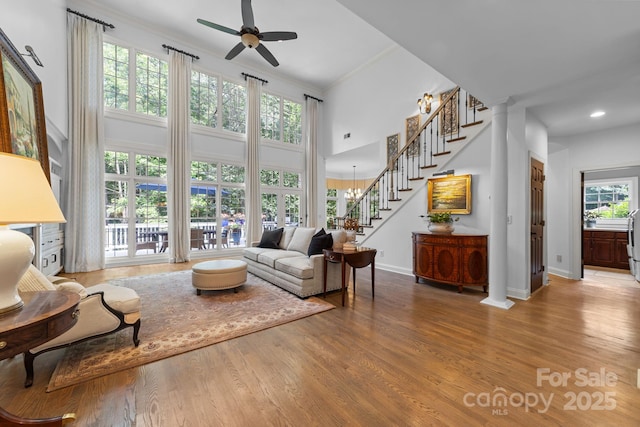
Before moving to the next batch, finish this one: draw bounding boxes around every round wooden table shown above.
[323,247,377,306]
[0,291,80,426]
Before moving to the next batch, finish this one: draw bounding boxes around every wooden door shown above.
[530,158,545,293]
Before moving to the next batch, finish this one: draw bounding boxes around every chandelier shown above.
[344,165,362,202]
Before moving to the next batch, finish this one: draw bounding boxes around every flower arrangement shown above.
[422,211,460,224]
[584,211,601,220]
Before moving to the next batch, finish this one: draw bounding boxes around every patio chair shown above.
[190,228,206,250]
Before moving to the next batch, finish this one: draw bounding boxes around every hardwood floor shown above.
[1,263,639,426]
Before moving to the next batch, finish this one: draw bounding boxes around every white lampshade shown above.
[0,153,66,314]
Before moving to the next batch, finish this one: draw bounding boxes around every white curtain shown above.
[167,51,192,263]
[304,98,320,228]
[246,77,262,244]
[64,14,105,273]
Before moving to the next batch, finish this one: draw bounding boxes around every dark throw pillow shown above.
[257,227,284,249]
[307,229,333,256]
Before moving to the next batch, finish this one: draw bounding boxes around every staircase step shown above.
[447,136,466,143]
[379,208,392,211]
[433,151,451,157]
[371,217,382,220]
[478,106,488,111]
[461,120,483,128]
[398,188,412,192]
[408,177,424,181]
[389,198,402,202]
[420,164,438,169]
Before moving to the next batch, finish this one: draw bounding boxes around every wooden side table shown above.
[0,291,80,426]
[323,247,377,306]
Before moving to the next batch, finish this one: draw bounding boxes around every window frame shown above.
[103,37,169,123]
[190,68,220,129]
[583,177,637,226]
[260,89,303,148]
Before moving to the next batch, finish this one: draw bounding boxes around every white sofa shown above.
[243,227,349,298]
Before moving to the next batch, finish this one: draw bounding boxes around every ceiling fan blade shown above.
[197,18,240,36]
[260,32,298,42]
[225,42,246,60]
[241,0,255,29]
[256,44,279,67]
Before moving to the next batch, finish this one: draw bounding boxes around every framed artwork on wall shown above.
[427,174,472,214]
[439,88,459,137]
[0,27,50,180]
[386,133,399,166]
[467,94,484,110]
[405,114,421,158]
[405,114,420,145]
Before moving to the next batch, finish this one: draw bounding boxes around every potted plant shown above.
[229,222,242,245]
[584,211,601,228]
[421,211,459,234]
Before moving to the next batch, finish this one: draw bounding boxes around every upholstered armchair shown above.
[17,265,141,387]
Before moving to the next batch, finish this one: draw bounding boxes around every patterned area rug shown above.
[47,270,334,392]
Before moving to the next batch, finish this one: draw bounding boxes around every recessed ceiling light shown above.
[590,111,606,118]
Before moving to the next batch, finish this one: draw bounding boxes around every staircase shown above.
[336,86,492,241]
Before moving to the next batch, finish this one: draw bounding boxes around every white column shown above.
[481,102,515,309]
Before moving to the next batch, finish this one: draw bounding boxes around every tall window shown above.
[104,151,168,258]
[104,42,129,110]
[584,179,634,220]
[326,188,338,229]
[191,161,217,250]
[103,42,168,118]
[135,52,168,117]
[260,168,303,229]
[191,70,218,128]
[222,80,246,133]
[283,99,302,145]
[261,93,281,140]
[260,93,302,145]
[221,164,246,246]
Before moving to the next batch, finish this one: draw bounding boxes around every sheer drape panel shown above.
[246,78,262,244]
[305,98,319,228]
[167,51,192,263]
[64,15,105,272]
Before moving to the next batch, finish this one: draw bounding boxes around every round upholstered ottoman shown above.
[192,260,247,295]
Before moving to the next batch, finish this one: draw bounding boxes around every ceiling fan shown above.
[197,0,297,67]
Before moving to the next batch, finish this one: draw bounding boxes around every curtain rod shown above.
[304,94,324,103]
[241,72,268,85]
[162,44,199,60]
[66,8,115,29]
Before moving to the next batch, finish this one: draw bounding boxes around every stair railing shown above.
[336,86,485,233]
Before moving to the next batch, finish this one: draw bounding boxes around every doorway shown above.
[531,157,545,293]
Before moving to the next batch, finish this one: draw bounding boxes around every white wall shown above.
[323,46,455,176]
[364,125,493,275]
[547,122,640,279]
[1,0,68,148]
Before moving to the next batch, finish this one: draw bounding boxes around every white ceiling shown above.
[337,0,640,138]
[88,0,640,174]
[86,0,395,90]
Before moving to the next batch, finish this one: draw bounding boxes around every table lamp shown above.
[0,153,66,314]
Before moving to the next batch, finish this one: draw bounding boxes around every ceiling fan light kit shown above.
[241,32,260,48]
[198,0,297,67]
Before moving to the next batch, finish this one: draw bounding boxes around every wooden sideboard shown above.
[412,232,488,293]
[583,229,629,270]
